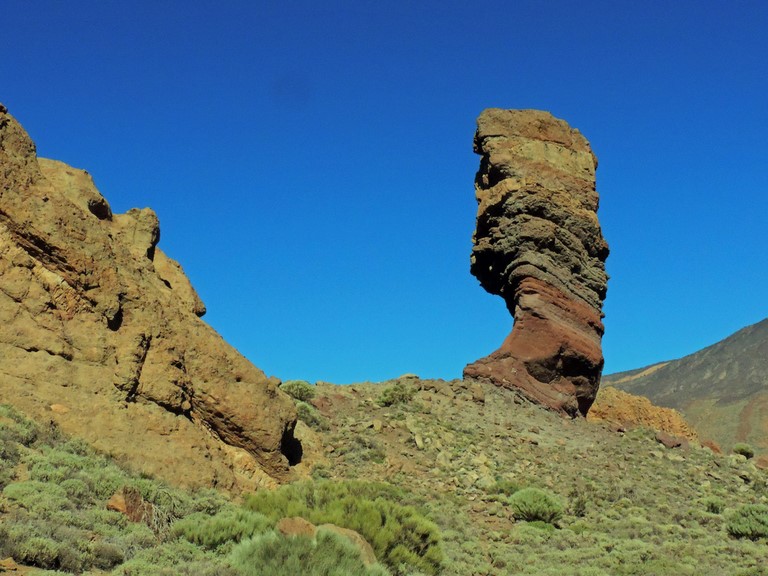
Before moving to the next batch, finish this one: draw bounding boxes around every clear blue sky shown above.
[3,1,767,383]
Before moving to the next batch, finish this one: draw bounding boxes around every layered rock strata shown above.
[463,109,609,416]
[0,104,298,490]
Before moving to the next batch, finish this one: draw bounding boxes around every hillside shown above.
[603,318,768,461]
[3,379,768,575]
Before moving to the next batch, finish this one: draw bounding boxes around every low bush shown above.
[112,539,239,576]
[172,507,271,552]
[726,504,768,540]
[280,380,316,402]
[732,443,755,459]
[702,496,725,514]
[487,479,522,497]
[0,404,38,446]
[297,401,330,430]
[377,383,415,407]
[508,488,564,525]
[244,480,442,575]
[231,529,391,576]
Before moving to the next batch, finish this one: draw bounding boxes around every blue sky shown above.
[3,1,767,383]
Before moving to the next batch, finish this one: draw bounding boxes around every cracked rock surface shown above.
[0,104,297,491]
[464,109,609,416]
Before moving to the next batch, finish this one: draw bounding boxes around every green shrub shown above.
[244,480,442,575]
[377,383,415,407]
[297,401,330,430]
[508,487,564,525]
[733,443,755,459]
[112,539,239,576]
[487,479,521,497]
[230,529,391,576]
[14,536,60,568]
[3,481,73,517]
[172,507,271,551]
[0,404,38,446]
[702,496,725,514]
[280,380,316,402]
[726,504,768,540]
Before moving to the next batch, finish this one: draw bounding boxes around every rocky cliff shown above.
[0,104,298,491]
[464,109,609,416]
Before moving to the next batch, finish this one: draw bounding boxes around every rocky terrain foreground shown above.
[464,109,609,417]
[2,377,768,575]
[0,103,298,492]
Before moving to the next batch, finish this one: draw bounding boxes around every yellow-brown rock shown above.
[588,386,699,442]
[0,104,298,491]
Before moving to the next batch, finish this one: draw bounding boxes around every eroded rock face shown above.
[0,104,298,491]
[463,109,609,416]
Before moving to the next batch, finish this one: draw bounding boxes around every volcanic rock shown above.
[588,386,699,442]
[463,109,609,416]
[0,104,297,491]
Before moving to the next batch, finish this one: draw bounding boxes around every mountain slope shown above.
[603,318,768,457]
[4,377,768,575]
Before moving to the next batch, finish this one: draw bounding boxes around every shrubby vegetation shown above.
[296,401,330,430]
[231,529,390,576]
[507,487,564,525]
[280,380,316,402]
[727,504,768,540]
[244,480,443,575]
[733,443,756,459]
[377,382,416,407]
[0,406,436,575]
[4,387,768,576]
[278,381,330,429]
[172,508,271,552]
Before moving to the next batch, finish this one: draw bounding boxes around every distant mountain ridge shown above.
[603,318,768,457]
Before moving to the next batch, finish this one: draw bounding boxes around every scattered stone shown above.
[276,517,317,538]
[463,109,609,417]
[470,382,486,404]
[437,451,452,468]
[655,431,686,449]
[701,439,722,454]
[0,557,19,571]
[106,487,152,524]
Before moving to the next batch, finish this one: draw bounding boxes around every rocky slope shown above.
[587,386,698,442]
[464,109,609,416]
[300,376,768,574]
[0,103,298,491]
[604,317,768,461]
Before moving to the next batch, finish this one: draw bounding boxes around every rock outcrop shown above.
[0,104,298,491]
[588,386,699,442]
[463,109,609,416]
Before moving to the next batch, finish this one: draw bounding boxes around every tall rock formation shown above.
[0,104,298,491]
[464,109,609,416]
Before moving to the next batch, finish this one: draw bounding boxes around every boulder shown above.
[0,104,297,491]
[464,109,609,416]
